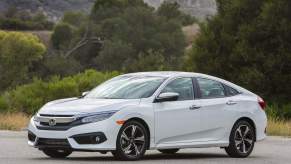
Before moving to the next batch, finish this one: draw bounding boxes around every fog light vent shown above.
[71,132,107,144]
[28,131,36,142]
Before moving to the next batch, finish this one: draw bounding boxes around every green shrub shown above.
[0,96,8,112]
[0,31,46,92]
[266,103,291,120]
[40,55,83,77]
[51,23,75,50]
[0,70,119,115]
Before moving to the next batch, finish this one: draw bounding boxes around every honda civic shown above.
[28,72,267,160]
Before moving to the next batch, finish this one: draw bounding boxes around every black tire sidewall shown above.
[158,149,179,154]
[227,120,255,158]
[42,149,72,158]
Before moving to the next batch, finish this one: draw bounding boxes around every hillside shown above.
[0,0,95,22]
[144,0,217,20]
[0,0,217,22]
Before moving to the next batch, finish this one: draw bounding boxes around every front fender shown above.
[111,105,155,148]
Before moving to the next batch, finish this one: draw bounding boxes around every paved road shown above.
[1,131,291,164]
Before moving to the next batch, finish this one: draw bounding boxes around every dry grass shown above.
[267,118,291,137]
[0,113,30,131]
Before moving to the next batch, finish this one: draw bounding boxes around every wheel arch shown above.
[233,117,257,141]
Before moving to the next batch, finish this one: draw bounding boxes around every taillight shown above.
[258,96,266,110]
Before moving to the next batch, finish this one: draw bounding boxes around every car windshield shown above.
[85,76,166,99]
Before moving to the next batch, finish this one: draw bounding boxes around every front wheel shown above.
[42,149,72,158]
[225,120,255,158]
[113,121,149,160]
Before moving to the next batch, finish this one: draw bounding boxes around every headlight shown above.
[81,110,118,123]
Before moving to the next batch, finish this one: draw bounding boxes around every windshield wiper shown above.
[96,97,121,99]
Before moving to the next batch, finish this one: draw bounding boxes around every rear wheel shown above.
[225,120,255,158]
[113,121,149,161]
[42,149,72,158]
[158,149,179,154]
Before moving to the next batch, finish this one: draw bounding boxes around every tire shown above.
[158,149,179,154]
[113,120,149,161]
[42,149,72,158]
[225,120,255,158]
[111,150,116,156]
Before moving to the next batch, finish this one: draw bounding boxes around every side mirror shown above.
[155,92,179,103]
[82,91,89,97]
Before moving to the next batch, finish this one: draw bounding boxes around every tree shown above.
[88,1,186,71]
[94,40,135,70]
[186,0,291,103]
[91,0,147,21]
[0,31,46,91]
[157,1,197,26]
[50,0,187,72]
[157,2,181,19]
[51,23,74,50]
[62,11,86,27]
[125,50,167,72]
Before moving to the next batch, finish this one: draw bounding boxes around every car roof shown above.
[121,71,255,96]
[122,71,199,78]
[122,71,223,80]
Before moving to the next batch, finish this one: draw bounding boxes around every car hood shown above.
[38,98,141,115]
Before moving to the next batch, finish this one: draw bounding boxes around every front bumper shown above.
[27,118,120,151]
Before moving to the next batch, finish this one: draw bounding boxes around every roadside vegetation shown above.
[267,119,291,137]
[0,113,29,131]
[0,70,118,115]
[0,0,290,136]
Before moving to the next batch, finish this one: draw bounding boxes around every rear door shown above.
[194,77,232,141]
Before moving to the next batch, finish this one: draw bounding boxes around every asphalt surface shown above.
[0,131,291,164]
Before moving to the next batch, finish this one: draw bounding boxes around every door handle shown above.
[189,105,201,110]
[226,100,237,105]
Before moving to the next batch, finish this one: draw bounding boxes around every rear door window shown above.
[196,78,226,99]
[225,85,240,96]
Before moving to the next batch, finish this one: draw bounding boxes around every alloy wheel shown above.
[234,125,254,154]
[120,124,146,158]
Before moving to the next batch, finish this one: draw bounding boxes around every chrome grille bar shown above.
[34,116,76,123]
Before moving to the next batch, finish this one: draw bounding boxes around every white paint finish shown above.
[154,99,201,144]
[197,97,231,142]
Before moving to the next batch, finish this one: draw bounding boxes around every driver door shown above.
[154,77,202,146]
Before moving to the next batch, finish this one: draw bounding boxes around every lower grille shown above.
[71,132,107,145]
[36,138,71,148]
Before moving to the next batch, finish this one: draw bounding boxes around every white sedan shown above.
[28,72,267,160]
